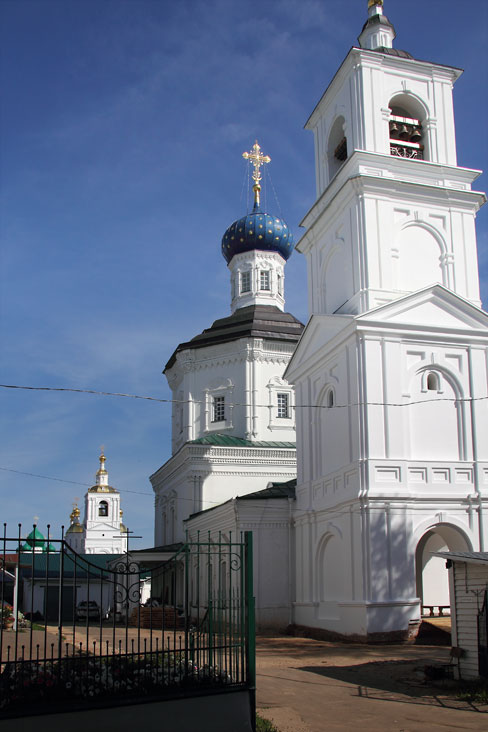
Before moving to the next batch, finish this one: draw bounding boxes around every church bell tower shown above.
[298,0,484,317]
[287,0,488,640]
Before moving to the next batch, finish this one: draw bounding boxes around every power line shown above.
[1,466,485,520]
[0,467,153,497]
[1,383,487,409]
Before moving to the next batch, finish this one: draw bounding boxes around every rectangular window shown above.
[277,393,290,419]
[277,274,282,296]
[260,270,270,290]
[212,395,225,422]
[241,271,251,293]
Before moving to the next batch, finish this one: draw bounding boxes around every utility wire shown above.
[1,384,487,409]
[0,467,153,496]
[1,466,483,517]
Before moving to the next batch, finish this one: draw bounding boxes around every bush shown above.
[256,714,280,732]
[456,681,488,704]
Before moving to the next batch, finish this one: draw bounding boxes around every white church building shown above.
[151,1,487,639]
[150,140,304,553]
[65,451,128,555]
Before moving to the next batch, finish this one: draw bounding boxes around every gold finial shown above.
[70,504,81,523]
[242,141,271,207]
[368,0,383,8]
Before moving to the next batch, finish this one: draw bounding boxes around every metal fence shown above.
[0,524,255,719]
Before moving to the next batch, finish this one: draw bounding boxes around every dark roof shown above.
[131,543,184,554]
[435,551,488,566]
[239,478,296,500]
[190,434,296,449]
[185,479,296,522]
[373,47,413,59]
[360,12,395,35]
[165,305,304,371]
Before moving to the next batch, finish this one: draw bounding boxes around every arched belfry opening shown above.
[389,94,426,161]
[415,524,471,615]
[327,116,347,182]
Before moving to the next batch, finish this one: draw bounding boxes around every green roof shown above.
[20,527,57,553]
[190,434,296,449]
[26,553,123,577]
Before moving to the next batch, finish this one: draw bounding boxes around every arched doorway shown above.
[415,524,471,613]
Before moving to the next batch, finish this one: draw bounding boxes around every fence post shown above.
[57,529,65,663]
[244,531,256,732]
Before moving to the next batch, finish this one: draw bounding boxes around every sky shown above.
[1,0,487,548]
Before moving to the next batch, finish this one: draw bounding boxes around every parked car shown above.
[76,601,100,621]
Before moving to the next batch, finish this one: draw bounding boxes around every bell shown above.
[410,127,422,143]
[399,124,410,140]
[389,122,399,138]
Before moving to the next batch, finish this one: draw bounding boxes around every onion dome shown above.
[66,504,84,534]
[222,141,294,264]
[20,526,56,553]
[222,200,293,264]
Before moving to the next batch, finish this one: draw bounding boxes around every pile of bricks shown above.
[128,606,185,629]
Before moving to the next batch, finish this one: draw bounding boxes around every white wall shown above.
[167,336,297,453]
[186,496,293,629]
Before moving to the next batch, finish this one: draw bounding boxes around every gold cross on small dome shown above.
[242,141,271,186]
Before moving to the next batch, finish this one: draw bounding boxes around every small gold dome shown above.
[66,524,84,534]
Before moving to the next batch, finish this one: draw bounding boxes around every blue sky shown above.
[1,0,487,547]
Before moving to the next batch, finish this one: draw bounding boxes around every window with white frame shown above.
[241,271,251,293]
[260,270,270,290]
[277,274,282,296]
[212,395,225,422]
[277,392,290,418]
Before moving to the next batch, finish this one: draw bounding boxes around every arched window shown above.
[99,500,108,517]
[389,95,426,161]
[427,372,440,391]
[327,389,334,408]
[327,116,347,182]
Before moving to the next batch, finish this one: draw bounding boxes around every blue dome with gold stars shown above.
[221,201,294,264]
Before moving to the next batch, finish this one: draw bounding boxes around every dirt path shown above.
[256,635,488,732]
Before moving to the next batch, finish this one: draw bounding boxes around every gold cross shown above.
[242,141,271,185]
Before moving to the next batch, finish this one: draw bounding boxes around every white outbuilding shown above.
[436,552,488,680]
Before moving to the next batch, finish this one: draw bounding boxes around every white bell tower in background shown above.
[65,451,128,555]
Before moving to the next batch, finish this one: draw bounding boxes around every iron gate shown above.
[0,524,255,719]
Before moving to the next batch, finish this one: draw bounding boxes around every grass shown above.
[456,680,488,704]
[256,714,280,732]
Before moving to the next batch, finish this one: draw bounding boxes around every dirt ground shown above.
[256,635,488,732]
[1,623,184,661]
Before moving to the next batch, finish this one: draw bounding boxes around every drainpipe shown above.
[288,496,294,626]
[468,347,484,551]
